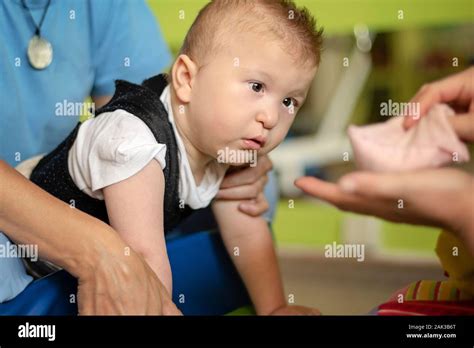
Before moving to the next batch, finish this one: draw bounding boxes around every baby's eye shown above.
[249,82,264,93]
[282,97,297,109]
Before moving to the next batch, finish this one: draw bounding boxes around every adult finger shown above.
[294,176,365,210]
[294,176,398,218]
[449,112,474,142]
[217,174,268,200]
[238,192,270,216]
[220,155,272,189]
[403,68,474,129]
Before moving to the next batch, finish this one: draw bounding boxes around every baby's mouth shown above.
[243,135,267,150]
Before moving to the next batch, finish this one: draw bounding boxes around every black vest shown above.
[30,74,193,233]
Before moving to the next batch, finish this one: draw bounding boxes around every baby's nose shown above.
[256,110,278,129]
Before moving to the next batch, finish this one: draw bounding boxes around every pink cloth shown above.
[347,104,470,172]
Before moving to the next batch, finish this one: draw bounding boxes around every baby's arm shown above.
[102,160,173,296]
[212,200,286,315]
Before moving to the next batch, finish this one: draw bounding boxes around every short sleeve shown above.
[90,0,172,97]
[85,110,167,193]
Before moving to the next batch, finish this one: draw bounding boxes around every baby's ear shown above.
[171,54,198,103]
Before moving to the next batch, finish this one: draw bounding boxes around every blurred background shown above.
[147,0,473,314]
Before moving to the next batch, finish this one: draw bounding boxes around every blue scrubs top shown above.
[1,0,172,166]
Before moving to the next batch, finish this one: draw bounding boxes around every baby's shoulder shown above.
[80,109,160,147]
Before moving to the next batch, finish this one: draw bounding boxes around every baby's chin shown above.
[226,160,258,168]
[215,146,259,167]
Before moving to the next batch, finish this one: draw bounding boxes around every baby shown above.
[28,0,323,315]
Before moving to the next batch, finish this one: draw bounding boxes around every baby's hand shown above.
[269,305,321,316]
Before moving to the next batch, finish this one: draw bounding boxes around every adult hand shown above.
[216,154,273,217]
[294,168,474,256]
[403,67,474,129]
[78,247,183,315]
[0,160,173,315]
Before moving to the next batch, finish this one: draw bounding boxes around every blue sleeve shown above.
[90,0,172,97]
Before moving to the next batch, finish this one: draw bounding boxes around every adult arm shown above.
[295,168,474,256]
[0,160,165,314]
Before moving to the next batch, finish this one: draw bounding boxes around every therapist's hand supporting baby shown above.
[216,154,273,216]
[78,245,180,315]
[0,160,172,315]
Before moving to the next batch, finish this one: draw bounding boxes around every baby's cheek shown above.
[207,117,236,147]
[214,107,243,133]
[266,124,292,152]
[212,116,234,135]
[275,122,292,143]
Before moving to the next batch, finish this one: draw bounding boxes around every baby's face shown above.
[188,32,317,165]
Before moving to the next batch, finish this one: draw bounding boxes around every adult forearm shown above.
[0,160,122,279]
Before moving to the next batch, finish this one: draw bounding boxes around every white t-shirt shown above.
[67,85,227,209]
